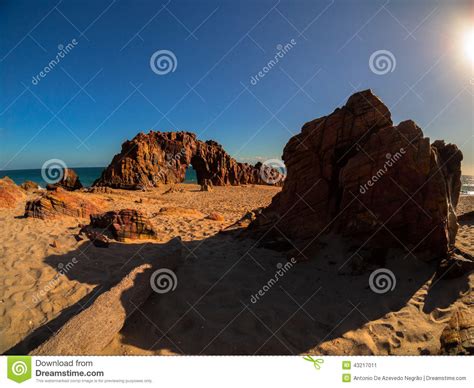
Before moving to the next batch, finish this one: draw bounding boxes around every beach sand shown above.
[0,185,472,355]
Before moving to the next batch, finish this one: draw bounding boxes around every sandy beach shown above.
[1,184,472,355]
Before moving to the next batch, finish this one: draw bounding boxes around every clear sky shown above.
[1,0,473,173]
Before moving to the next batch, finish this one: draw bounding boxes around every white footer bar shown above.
[1,356,471,387]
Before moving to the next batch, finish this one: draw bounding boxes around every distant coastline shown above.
[0,167,472,194]
[0,167,198,188]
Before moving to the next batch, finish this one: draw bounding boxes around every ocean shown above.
[462,175,474,195]
[1,168,473,193]
[0,167,198,188]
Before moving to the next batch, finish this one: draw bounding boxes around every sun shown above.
[464,28,474,62]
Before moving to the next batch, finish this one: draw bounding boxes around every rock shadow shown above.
[5,232,468,355]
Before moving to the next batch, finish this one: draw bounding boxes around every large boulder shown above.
[248,90,462,260]
[440,308,474,355]
[93,131,275,189]
[20,180,40,191]
[46,168,83,191]
[90,209,158,241]
[25,188,103,219]
[0,177,26,208]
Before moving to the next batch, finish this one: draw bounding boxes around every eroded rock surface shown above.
[90,209,158,241]
[0,177,26,208]
[93,131,270,189]
[248,90,463,259]
[25,188,103,219]
[47,168,83,191]
[440,308,474,355]
[20,180,40,191]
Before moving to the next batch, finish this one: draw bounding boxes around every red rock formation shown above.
[20,180,40,191]
[90,209,158,241]
[25,188,103,219]
[0,177,26,208]
[93,132,196,189]
[192,140,257,185]
[248,90,462,259]
[93,131,272,189]
[47,168,83,191]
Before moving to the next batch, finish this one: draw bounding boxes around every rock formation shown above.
[440,307,474,355]
[0,177,26,208]
[25,188,103,219]
[47,168,83,191]
[248,90,462,259]
[20,180,40,191]
[200,179,213,192]
[93,131,273,189]
[89,209,158,241]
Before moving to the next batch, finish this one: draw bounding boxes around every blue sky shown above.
[1,0,473,173]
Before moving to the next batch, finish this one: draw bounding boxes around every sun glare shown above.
[464,28,474,62]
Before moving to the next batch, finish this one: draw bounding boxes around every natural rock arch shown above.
[93,131,270,189]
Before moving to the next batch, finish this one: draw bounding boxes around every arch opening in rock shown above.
[93,131,274,189]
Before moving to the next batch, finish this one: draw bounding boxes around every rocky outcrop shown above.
[90,209,158,241]
[200,179,213,192]
[20,180,40,191]
[25,188,103,219]
[440,308,474,355]
[47,168,83,191]
[0,177,26,208]
[248,90,462,260]
[93,131,272,189]
[192,140,260,186]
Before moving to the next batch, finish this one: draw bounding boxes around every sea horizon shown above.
[1,0,473,366]
[0,166,199,188]
[1,167,473,194]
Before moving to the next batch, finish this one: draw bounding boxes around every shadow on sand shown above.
[6,231,470,355]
